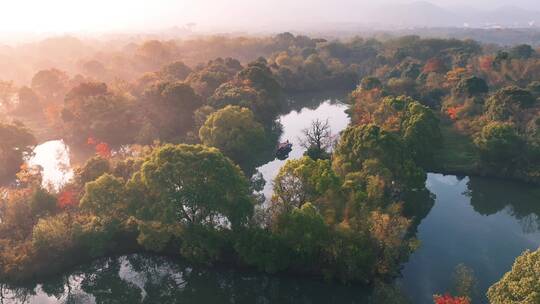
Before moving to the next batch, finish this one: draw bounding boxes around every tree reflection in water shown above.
[466,176,540,233]
[0,254,397,304]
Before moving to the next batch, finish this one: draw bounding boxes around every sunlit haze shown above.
[1,0,540,303]
[2,0,540,35]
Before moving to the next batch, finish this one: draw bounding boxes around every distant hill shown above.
[361,1,540,28]
[365,1,462,27]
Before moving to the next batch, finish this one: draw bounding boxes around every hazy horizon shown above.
[1,0,540,37]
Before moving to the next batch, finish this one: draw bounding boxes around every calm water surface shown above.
[12,98,540,304]
[400,174,540,303]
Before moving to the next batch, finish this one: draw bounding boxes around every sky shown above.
[1,0,539,34]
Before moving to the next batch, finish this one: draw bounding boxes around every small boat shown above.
[276,140,293,160]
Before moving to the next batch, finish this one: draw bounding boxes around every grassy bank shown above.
[430,123,480,175]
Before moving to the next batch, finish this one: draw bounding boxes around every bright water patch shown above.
[28,140,73,189]
[256,100,350,197]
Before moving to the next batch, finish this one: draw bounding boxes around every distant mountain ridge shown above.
[362,1,540,28]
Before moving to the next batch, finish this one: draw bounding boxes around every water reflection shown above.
[466,177,540,233]
[1,254,376,304]
[400,173,540,304]
[256,100,350,197]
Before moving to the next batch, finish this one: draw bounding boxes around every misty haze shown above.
[0,1,539,304]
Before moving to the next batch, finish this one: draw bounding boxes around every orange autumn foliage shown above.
[87,137,111,158]
[446,106,464,120]
[58,190,78,209]
[423,58,447,74]
[352,87,383,125]
[445,67,469,86]
[95,142,111,158]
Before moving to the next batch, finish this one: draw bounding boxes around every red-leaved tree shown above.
[58,190,79,209]
[95,142,111,158]
[433,294,470,304]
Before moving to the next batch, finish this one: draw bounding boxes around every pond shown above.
[400,173,540,303]
[10,95,540,303]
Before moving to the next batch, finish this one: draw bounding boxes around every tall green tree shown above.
[474,122,526,174]
[333,124,425,189]
[131,144,254,229]
[199,106,267,170]
[485,86,536,122]
[272,157,342,221]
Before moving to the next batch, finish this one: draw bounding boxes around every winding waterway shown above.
[7,95,540,303]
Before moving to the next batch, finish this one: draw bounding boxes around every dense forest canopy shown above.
[0,31,539,303]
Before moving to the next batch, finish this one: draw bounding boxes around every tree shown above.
[135,40,175,70]
[0,122,36,182]
[62,82,136,145]
[455,76,488,98]
[360,77,382,91]
[272,157,341,219]
[399,99,442,167]
[209,60,284,125]
[485,86,536,121]
[526,81,540,99]
[140,81,202,141]
[131,144,254,229]
[210,81,278,125]
[199,106,268,170]
[31,69,69,103]
[0,188,37,238]
[238,59,282,99]
[31,214,73,256]
[433,294,470,304]
[16,87,41,113]
[487,248,540,304]
[423,57,447,74]
[272,203,330,267]
[81,60,107,80]
[299,119,332,160]
[58,189,79,210]
[0,81,16,111]
[386,78,418,98]
[333,124,425,189]
[474,122,526,173]
[509,44,535,59]
[368,207,412,275]
[80,174,127,219]
[159,61,192,81]
[29,188,58,218]
[186,57,242,98]
[75,156,111,185]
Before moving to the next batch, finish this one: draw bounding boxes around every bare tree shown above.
[299,119,331,150]
[299,119,332,159]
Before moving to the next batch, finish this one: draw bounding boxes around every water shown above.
[27,140,73,190]
[400,174,540,303]
[0,255,375,304]
[256,100,350,196]
[5,97,540,303]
